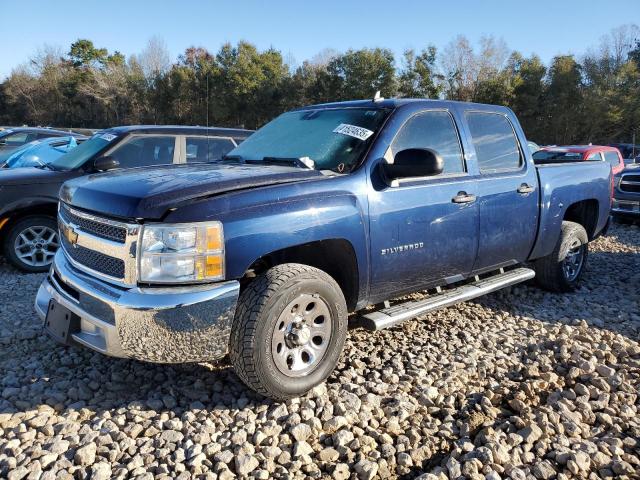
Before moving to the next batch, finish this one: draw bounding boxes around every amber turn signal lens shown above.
[205,255,223,278]
[206,226,223,251]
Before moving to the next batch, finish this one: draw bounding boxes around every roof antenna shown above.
[373,90,384,102]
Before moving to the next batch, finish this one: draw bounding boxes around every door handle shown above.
[452,191,477,204]
[517,183,535,194]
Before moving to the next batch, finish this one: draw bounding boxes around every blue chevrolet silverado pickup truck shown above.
[36,98,611,399]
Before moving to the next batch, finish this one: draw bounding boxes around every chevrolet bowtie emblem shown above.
[62,224,79,247]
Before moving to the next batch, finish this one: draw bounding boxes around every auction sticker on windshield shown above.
[333,124,374,141]
[100,133,117,142]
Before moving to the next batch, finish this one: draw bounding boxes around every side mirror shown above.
[0,140,7,146]
[92,156,120,172]
[383,148,444,181]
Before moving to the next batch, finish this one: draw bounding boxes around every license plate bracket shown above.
[45,300,79,344]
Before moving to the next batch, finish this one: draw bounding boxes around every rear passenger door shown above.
[464,111,538,273]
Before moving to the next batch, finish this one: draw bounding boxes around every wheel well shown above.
[563,199,599,239]
[243,239,360,311]
[0,204,58,242]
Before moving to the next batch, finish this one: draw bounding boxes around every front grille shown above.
[620,174,640,193]
[59,204,126,243]
[61,235,125,279]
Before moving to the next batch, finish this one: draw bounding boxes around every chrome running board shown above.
[359,267,535,331]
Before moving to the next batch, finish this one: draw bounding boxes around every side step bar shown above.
[359,267,535,331]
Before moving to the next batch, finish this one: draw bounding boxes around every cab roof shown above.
[295,98,513,114]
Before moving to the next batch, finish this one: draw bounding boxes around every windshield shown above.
[49,133,116,170]
[0,140,38,164]
[6,137,79,168]
[226,107,389,172]
[532,150,584,163]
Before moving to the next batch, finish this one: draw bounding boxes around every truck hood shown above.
[0,166,71,185]
[60,163,324,219]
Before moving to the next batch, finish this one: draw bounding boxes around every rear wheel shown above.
[3,216,58,272]
[534,221,588,292]
[230,263,347,400]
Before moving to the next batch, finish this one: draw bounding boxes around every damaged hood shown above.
[60,163,324,219]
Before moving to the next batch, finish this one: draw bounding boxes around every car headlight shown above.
[139,222,224,283]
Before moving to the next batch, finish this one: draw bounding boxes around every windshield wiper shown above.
[218,155,315,169]
[259,157,315,169]
[219,154,246,163]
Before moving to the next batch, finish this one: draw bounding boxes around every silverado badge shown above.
[381,242,424,255]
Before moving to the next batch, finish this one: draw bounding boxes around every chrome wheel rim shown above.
[14,226,58,267]
[562,238,584,282]
[271,293,332,377]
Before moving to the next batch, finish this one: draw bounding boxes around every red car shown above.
[533,145,625,175]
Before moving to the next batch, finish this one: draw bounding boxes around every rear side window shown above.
[109,135,176,167]
[391,110,465,174]
[186,137,236,163]
[466,112,522,172]
[603,151,621,168]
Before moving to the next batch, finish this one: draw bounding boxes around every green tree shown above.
[398,46,441,98]
[326,48,397,100]
[68,39,109,68]
[544,55,583,144]
[509,54,547,141]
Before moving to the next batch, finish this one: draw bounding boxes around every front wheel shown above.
[3,216,59,272]
[534,221,588,292]
[230,263,348,400]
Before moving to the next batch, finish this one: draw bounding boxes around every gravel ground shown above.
[0,223,639,480]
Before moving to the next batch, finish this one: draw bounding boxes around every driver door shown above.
[368,109,479,302]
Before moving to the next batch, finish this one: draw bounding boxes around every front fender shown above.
[0,192,59,218]
[221,192,368,296]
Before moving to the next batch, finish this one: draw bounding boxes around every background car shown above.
[0,127,83,154]
[608,143,640,165]
[533,145,625,175]
[1,136,85,168]
[612,163,640,224]
[527,141,541,154]
[0,125,253,272]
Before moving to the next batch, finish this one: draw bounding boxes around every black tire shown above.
[230,263,348,400]
[534,221,588,293]
[3,215,59,273]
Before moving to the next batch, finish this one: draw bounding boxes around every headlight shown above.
[139,222,224,283]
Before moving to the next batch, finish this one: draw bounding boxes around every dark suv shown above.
[0,125,252,271]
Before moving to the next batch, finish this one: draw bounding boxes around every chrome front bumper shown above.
[36,250,240,363]
[612,199,640,216]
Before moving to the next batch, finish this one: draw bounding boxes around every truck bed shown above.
[530,161,611,260]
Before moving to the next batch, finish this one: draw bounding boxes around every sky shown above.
[1,0,638,79]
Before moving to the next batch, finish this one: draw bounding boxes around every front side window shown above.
[227,108,390,172]
[586,152,603,161]
[603,151,621,168]
[109,135,176,168]
[466,112,522,172]
[391,110,465,174]
[186,137,235,163]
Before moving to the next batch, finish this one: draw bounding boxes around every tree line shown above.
[0,25,639,146]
